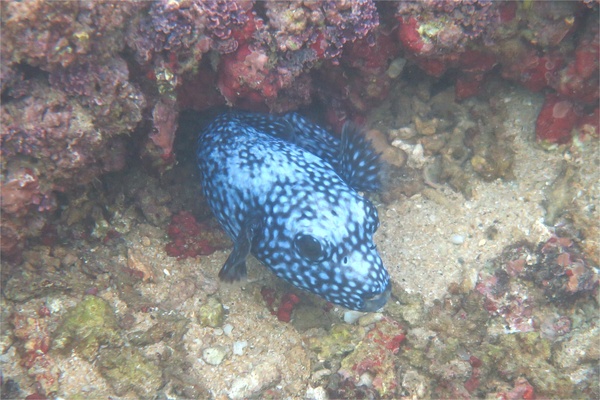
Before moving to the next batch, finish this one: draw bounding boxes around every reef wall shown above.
[1,0,598,261]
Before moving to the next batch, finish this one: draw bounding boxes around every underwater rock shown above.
[52,295,122,361]
[308,323,366,361]
[97,347,162,397]
[12,311,60,396]
[228,361,282,400]
[3,266,72,303]
[1,0,598,260]
[128,314,189,347]
[202,345,228,366]
[337,317,405,397]
[553,323,599,371]
[197,296,226,328]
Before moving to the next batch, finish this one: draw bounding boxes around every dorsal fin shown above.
[229,111,296,143]
[281,113,340,167]
[339,122,381,192]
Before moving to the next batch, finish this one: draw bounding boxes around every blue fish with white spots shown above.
[197,111,390,312]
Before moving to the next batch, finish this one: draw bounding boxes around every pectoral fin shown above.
[218,215,262,282]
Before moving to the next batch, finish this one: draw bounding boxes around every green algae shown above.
[484,332,574,397]
[52,295,122,360]
[308,324,365,361]
[98,347,162,397]
[197,296,225,328]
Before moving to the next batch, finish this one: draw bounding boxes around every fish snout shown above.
[361,280,391,312]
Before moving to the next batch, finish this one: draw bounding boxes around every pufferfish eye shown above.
[294,234,325,262]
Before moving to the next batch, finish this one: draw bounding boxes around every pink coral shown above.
[149,98,179,162]
[12,312,59,396]
[1,168,41,216]
[495,377,536,400]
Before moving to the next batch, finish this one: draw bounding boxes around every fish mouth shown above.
[361,282,391,312]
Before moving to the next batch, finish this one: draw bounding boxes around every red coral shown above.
[315,31,400,128]
[498,1,517,23]
[276,293,301,323]
[164,211,230,260]
[555,20,599,104]
[217,44,272,110]
[344,32,399,72]
[535,93,582,144]
[260,287,301,323]
[310,32,327,59]
[557,61,599,105]
[512,53,564,92]
[469,355,483,368]
[364,317,405,354]
[231,10,261,45]
[463,369,480,393]
[396,17,427,54]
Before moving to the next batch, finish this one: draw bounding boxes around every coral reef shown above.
[396,0,599,145]
[1,1,146,262]
[2,0,598,260]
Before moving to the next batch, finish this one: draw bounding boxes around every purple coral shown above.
[1,1,141,71]
[396,0,499,52]
[129,0,253,65]
[48,57,145,131]
[204,0,252,53]
[131,0,206,64]
[1,54,144,261]
[265,0,379,61]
